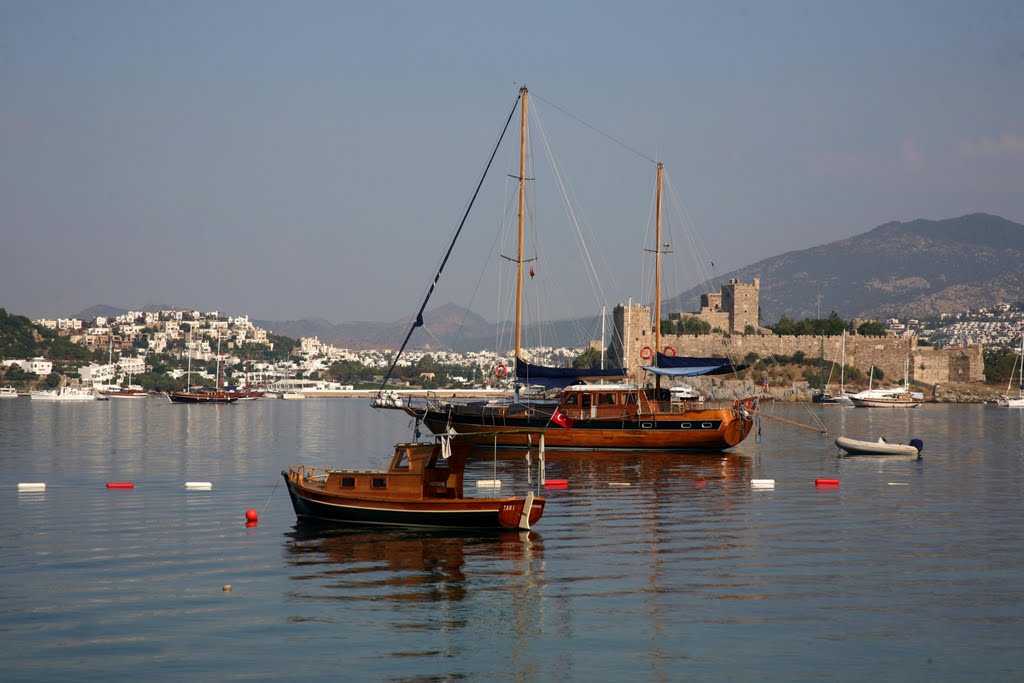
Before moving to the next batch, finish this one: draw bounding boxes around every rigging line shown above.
[531,105,610,312]
[663,172,716,297]
[530,91,657,165]
[377,91,522,392]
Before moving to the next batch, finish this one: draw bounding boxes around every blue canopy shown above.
[643,352,745,377]
[515,359,627,389]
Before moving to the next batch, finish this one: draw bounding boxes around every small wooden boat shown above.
[835,435,923,457]
[283,439,545,530]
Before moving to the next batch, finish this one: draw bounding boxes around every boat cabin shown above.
[290,442,468,501]
[555,383,699,420]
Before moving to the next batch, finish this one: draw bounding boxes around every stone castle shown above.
[610,278,985,387]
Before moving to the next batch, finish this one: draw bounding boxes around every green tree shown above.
[857,321,886,336]
[572,347,602,369]
[677,315,711,335]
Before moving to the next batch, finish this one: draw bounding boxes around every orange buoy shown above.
[815,478,840,487]
[245,509,259,523]
[106,482,135,489]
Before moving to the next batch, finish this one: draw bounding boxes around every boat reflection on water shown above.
[284,524,544,606]
[477,446,754,489]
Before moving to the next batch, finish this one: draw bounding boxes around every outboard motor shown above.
[909,438,924,456]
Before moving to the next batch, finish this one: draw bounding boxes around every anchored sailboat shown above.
[374,87,754,451]
[997,332,1024,408]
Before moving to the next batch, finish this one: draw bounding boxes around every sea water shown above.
[1,398,1023,681]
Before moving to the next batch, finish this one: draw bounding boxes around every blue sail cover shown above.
[643,352,746,377]
[515,359,628,389]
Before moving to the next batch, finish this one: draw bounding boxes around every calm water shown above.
[1,397,1023,682]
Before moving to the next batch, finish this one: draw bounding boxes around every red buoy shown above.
[544,479,568,489]
[245,509,259,523]
[106,482,135,489]
[815,478,840,487]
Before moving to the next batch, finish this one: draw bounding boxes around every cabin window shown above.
[625,394,638,405]
[371,478,387,489]
[394,450,410,469]
[581,394,592,408]
[340,477,356,488]
[598,393,616,405]
[564,394,579,406]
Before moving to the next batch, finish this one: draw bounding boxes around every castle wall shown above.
[612,301,985,385]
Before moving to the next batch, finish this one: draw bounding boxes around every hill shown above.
[64,214,1024,349]
[666,213,1024,323]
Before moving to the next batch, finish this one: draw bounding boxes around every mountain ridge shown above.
[69,213,1024,350]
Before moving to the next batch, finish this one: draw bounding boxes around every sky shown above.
[2,1,1023,327]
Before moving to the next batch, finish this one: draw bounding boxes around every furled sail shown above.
[643,352,745,377]
[515,359,627,389]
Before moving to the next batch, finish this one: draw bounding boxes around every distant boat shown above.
[30,381,99,402]
[848,388,923,408]
[166,388,238,404]
[97,385,148,399]
[813,331,854,405]
[0,385,19,399]
[166,327,236,404]
[282,438,545,530]
[996,333,1024,408]
[836,435,923,457]
[849,357,923,408]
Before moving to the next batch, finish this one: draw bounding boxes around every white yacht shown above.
[30,385,99,401]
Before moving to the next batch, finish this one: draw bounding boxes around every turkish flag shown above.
[551,408,573,429]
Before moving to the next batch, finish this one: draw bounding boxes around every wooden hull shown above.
[100,390,148,399]
[415,406,753,451]
[282,471,544,529]
[166,391,238,404]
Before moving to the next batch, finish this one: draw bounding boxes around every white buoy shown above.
[17,482,46,492]
[887,482,910,486]
[751,479,776,488]
[608,482,631,487]
[476,479,502,488]
[185,482,213,490]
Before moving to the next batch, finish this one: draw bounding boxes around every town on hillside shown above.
[1,281,1022,400]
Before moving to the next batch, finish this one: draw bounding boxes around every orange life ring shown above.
[494,363,507,378]
[663,346,676,357]
[640,346,654,360]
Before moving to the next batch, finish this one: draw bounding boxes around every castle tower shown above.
[612,302,653,377]
[722,277,760,334]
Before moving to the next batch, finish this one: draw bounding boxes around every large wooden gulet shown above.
[374,86,755,451]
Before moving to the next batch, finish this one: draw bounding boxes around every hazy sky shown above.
[3,1,1023,326]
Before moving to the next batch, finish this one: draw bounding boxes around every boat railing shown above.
[286,465,332,483]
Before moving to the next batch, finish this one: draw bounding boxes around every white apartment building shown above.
[117,356,146,376]
[79,363,117,386]
[26,357,53,376]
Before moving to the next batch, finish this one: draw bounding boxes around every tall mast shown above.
[515,86,527,365]
[654,162,663,391]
